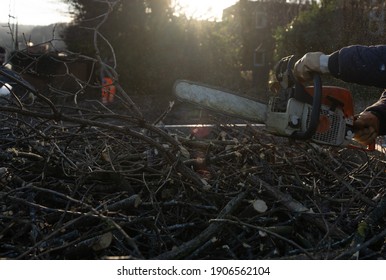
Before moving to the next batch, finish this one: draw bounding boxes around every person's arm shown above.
[294,45,386,87]
[328,45,386,88]
[329,45,386,137]
[293,45,386,142]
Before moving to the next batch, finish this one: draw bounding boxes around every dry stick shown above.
[309,152,376,207]
[334,227,386,260]
[153,190,248,259]
[249,175,348,239]
[39,230,113,258]
[0,105,209,189]
[107,194,142,212]
[186,237,219,259]
[340,195,386,259]
[210,218,315,260]
[153,101,175,126]
[15,185,143,259]
[8,195,106,218]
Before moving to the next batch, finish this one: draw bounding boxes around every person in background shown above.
[293,45,386,146]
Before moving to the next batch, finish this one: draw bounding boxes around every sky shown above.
[0,0,72,26]
[173,0,239,21]
[0,0,239,26]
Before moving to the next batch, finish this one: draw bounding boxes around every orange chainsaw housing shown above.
[305,86,375,150]
[305,86,354,119]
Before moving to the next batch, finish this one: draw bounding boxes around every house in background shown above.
[223,0,310,93]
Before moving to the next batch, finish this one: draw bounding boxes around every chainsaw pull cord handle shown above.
[291,73,322,140]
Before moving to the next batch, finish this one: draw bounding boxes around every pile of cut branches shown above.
[1,72,386,260]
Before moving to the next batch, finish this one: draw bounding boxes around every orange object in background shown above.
[101,77,116,104]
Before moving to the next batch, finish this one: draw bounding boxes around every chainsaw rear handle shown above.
[274,55,322,140]
[291,74,322,140]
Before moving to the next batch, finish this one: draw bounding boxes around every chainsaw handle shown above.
[292,74,322,140]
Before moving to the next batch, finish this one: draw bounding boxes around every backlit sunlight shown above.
[172,0,239,21]
[1,0,72,26]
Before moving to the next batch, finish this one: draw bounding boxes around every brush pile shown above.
[1,64,386,260]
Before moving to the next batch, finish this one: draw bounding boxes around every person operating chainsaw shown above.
[293,45,386,146]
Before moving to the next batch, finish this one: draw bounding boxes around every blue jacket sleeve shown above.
[328,45,386,135]
[328,45,386,88]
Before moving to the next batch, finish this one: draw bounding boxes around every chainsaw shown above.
[173,55,374,150]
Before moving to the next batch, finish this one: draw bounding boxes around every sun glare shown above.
[173,0,239,21]
[1,0,72,26]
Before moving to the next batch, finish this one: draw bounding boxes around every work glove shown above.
[353,111,380,145]
[293,52,330,82]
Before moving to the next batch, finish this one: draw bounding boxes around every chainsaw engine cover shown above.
[265,86,354,147]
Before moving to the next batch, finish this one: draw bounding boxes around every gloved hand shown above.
[293,52,330,82]
[353,111,380,145]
